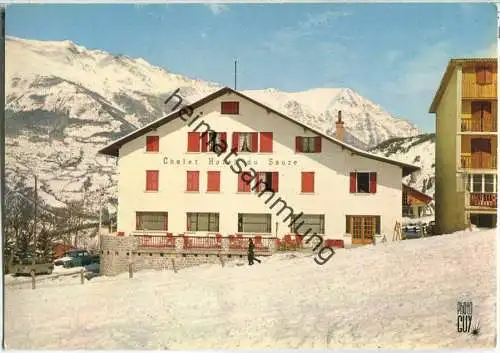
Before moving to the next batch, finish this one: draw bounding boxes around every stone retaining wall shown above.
[100,235,252,276]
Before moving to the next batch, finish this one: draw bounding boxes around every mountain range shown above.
[5,36,430,211]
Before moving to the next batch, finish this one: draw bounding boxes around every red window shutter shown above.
[260,132,273,152]
[295,136,303,152]
[314,136,322,153]
[251,132,258,152]
[301,172,314,193]
[238,173,250,192]
[200,133,209,152]
[349,172,357,193]
[484,67,493,84]
[272,172,279,192]
[232,132,239,152]
[164,214,168,231]
[476,67,486,85]
[369,172,377,193]
[187,171,200,192]
[187,132,200,152]
[146,170,159,191]
[146,136,159,152]
[207,171,220,192]
[219,132,227,152]
[221,101,239,114]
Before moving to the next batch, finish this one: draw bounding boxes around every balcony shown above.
[460,154,497,170]
[469,193,497,209]
[460,118,497,133]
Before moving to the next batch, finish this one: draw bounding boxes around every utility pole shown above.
[33,174,37,255]
[234,58,238,90]
[98,189,103,250]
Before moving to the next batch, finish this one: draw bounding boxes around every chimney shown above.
[336,110,345,142]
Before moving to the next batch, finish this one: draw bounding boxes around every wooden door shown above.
[471,138,492,168]
[349,216,376,245]
[471,102,493,132]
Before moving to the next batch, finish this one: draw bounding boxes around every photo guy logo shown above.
[164,88,335,265]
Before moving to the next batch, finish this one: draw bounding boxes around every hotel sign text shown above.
[162,156,299,167]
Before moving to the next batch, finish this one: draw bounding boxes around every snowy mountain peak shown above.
[6,36,424,208]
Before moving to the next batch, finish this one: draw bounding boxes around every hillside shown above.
[6,36,422,209]
[370,133,435,197]
[5,228,496,349]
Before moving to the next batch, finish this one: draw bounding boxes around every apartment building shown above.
[430,58,497,233]
[99,87,419,245]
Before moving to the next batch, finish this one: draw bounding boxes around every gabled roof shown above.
[429,57,498,113]
[403,183,433,203]
[98,87,420,177]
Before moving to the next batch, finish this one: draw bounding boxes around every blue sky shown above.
[6,3,497,132]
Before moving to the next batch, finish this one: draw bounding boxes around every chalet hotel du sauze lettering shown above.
[162,156,299,167]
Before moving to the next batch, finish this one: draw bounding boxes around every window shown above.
[238,213,272,233]
[187,132,201,152]
[146,136,159,152]
[350,172,377,193]
[291,214,325,235]
[238,173,251,192]
[136,212,168,231]
[232,132,258,152]
[146,170,159,191]
[476,66,493,85]
[295,136,322,153]
[202,131,227,153]
[484,174,495,192]
[221,101,239,114]
[207,171,221,192]
[467,174,497,193]
[259,132,273,152]
[254,172,279,192]
[301,172,315,193]
[187,213,219,232]
[186,171,200,192]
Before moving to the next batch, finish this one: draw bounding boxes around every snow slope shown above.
[5,36,422,210]
[370,133,435,197]
[4,228,496,349]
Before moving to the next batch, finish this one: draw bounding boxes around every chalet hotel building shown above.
[99,87,419,246]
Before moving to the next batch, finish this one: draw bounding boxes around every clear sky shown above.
[5,3,497,132]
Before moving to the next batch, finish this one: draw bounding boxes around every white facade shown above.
[102,88,418,245]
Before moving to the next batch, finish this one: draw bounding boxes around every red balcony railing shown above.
[133,233,277,254]
[137,233,176,249]
[460,154,497,169]
[469,193,497,208]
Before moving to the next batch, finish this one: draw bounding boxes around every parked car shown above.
[84,260,100,280]
[426,221,439,236]
[61,249,94,268]
[10,257,54,276]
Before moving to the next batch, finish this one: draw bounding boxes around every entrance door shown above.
[348,215,378,245]
[471,138,492,169]
[470,213,496,228]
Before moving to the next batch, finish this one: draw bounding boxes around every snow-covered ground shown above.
[4,228,496,349]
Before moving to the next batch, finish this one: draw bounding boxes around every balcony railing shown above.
[461,118,497,133]
[132,232,278,255]
[469,193,497,208]
[460,154,497,169]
